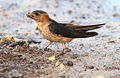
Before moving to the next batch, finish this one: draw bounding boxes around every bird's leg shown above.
[62,43,71,52]
[35,26,38,30]
[44,42,53,51]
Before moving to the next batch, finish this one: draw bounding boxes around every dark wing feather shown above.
[49,20,99,38]
[49,20,78,38]
[60,23,105,31]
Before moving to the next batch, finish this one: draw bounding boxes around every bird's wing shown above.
[60,23,105,31]
[49,20,99,38]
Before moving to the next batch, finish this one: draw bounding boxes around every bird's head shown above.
[26,10,49,22]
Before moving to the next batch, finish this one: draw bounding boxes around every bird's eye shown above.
[34,12,39,16]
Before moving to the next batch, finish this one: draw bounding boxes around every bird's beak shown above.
[26,12,32,18]
[26,12,38,21]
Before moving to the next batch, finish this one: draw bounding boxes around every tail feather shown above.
[76,32,98,38]
[74,23,105,31]
[62,23,105,31]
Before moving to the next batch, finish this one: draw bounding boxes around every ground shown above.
[0,0,120,78]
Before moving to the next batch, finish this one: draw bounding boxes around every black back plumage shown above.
[33,10,47,14]
[49,19,100,38]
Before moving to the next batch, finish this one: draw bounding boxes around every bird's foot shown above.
[63,48,71,52]
[57,48,71,57]
[44,48,52,52]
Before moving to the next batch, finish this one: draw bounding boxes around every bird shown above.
[26,10,105,52]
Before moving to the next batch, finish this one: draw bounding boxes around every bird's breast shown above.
[37,24,73,43]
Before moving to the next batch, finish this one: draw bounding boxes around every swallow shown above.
[26,10,105,52]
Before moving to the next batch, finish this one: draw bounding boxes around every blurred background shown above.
[107,0,120,7]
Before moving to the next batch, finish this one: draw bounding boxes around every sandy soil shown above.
[0,0,120,78]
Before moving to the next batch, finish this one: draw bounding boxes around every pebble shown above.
[2,12,9,16]
[9,69,23,78]
[9,41,26,47]
[62,60,73,66]
[95,76,105,78]
[71,54,79,59]
[107,40,116,44]
[84,65,95,70]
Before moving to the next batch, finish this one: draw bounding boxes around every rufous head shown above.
[27,10,49,22]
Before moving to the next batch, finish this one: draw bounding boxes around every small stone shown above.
[28,37,41,44]
[0,35,15,42]
[80,53,89,57]
[66,61,73,66]
[95,76,105,78]
[58,63,65,69]
[107,40,115,44]
[11,72,23,78]
[71,54,79,59]
[53,14,57,17]
[106,25,112,29]
[3,12,9,16]
[62,60,73,66]
[68,10,73,14]
[88,66,94,69]
[48,55,56,61]
[9,69,23,78]
[113,13,120,17]
[79,44,84,47]
[84,65,95,70]
[81,16,86,19]
[23,32,29,36]
[55,61,61,66]
[89,66,94,69]
[70,20,75,23]
[63,48,71,52]
[9,41,26,47]
[59,75,66,78]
